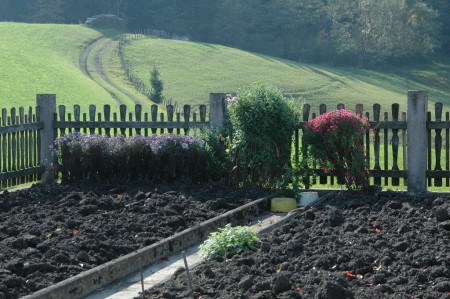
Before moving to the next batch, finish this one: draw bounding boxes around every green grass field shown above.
[1,22,450,118]
[0,23,118,109]
[123,38,450,114]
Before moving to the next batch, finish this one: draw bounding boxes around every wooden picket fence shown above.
[54,103,208,137]
[294,101,449,189]
[0,106,44,187]
[0,92,448,191]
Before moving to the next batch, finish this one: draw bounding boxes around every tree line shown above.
[1,0,449,65]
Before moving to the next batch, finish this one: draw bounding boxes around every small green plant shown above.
[199,224,260,260]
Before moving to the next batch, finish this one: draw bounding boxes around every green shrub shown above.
[192,127,230,181]
[198,224,259,260]
[227,83,299,188]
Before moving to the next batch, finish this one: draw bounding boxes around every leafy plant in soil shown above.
[198,224,259,260]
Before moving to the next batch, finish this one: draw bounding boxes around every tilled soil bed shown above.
[144,191,450,299]
[0,182,266,299]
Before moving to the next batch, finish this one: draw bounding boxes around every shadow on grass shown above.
[90,26,125,41]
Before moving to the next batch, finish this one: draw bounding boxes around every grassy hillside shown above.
[1,22,449,118]
[0,23,117,110]
[123,38,450,114]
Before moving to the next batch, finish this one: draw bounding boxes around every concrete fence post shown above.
[209,93,228,128]
[36,94,56,183]
[407,90,428,193]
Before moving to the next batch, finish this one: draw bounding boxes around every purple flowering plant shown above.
[54,133,208,183]
[304,109,370,189]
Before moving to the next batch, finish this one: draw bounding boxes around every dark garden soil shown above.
[0,181,266,299]
[143,191,450,299]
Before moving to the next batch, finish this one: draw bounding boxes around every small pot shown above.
[299,192,319,206]
[270,197,297,213]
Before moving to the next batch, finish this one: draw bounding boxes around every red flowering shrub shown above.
[304,109,370,189]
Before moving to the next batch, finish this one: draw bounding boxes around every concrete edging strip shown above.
[21,197,269,299]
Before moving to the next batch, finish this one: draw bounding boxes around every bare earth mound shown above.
[143,191,450,299]
[0,182,265,299]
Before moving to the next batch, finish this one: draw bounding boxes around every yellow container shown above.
[270,197,297,213]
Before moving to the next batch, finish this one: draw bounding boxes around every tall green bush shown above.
[227,83,298,188]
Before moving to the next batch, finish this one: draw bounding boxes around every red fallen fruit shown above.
[346,271,353,278]
[73,229,79,235]
[375,228,382,233]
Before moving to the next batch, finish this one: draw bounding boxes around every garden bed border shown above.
[21,196,270,299]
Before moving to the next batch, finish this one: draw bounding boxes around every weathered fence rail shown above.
[295,92,448,190]
[0,106,44,187]
[0,91,448,192]
[0,94,225,189]
[54,103,208,137]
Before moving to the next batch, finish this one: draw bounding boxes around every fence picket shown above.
[89,105,96,135]
[167,105,174,134]
[68,113,72,135]
[7,115,12,186]
[113,113,118,136]
[135,105,142,135]
[24,113,29,183]
[384,112,389,185]
[302,104,310,188]
[183,105,191,135]
[33,110,39,182]
[176,112,181,135]
[373,104,381,185]
[144,113,149,136]
[402,112,407,186]
[200,105,207,123]
[151,105,158,134]
[427,111,432,186]
[120,105,127,136]
[104,105,111,137]
[11,108,17,186]
[446,111,449,187]
[365,111,370,172]
[58,105,66,136]
[356,104,363,117]
[160,113,165,134]
[74,105,81,133]
[318,104,327,184]
[1,109,6,187]
[128,112,133,136]
[19,107,25,184]
[391,104,400,186]
[434,103,443,187]
[311,112,317,186]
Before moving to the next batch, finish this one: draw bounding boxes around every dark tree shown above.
[150,66,164,103]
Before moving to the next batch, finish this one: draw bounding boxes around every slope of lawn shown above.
[0,22,115,110]
[123,38,450,114]
[1,22,450,118]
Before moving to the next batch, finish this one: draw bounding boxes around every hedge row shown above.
[53,133,213,183]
